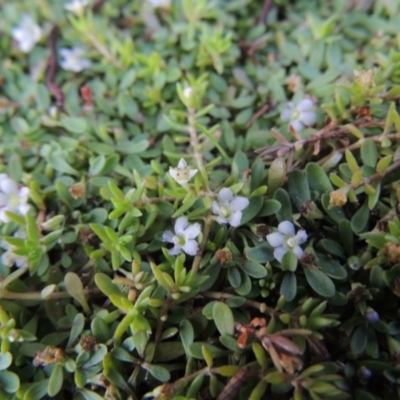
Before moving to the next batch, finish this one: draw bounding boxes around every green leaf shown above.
[60,116,88,134]
[48,154,79,176]
[212,302,235,335]
[23,379,49,400]
[304,267,335,297]
[288,170,311,211]
[351,200,369,233]
[0,371,19,394]
[281,251,298,272]
[142,364,171,382]
[238,260,267,278]
[280,272,297,301]
[64,272,91,314]
[273,189,292,222]
[180,320,194,355]
[361,139,378,168]
[351,324,368,354]
[306,163,333,193]
[94,273,121,296]
[48,364,63,397]
[79,389,105,400]
[240,196,263,225]
[258,199,282,216]
[0,353,12,371]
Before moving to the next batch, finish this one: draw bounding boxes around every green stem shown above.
[0,288,100,301]
[86,33,122,68]
[188,108,203,169]
[203,291,277,316]
[191,212,213,275]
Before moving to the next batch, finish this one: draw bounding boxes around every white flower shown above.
[266,221,307,262]
[169,159,197,185]
[162,216,201,256]
[59,48,92,72]
[64,0,89,15]
[12,15,42,53]
[148,0,171,8]
[0,174,30,223]
[183,87,194,99]
[1,231,28,268]
[212,188,249,227]
[280,98,316,132]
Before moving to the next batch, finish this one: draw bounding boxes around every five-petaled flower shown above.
[0,174,30,223]
[59,48,92,72]
[148,0,171,8]
[212,188,249,227]
[169,159,197,185]
[266,221,307,262]
[280,98,316,132]
[64,0,89,15]
[0,231,28,269]
[162,216,201,256]
[12,15,42,53]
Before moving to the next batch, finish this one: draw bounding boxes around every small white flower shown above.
[212,188,249,228]
[148,0,171,8]
[169,159,197,185]
[0,174,30,223]
[1,230,28,268]
[183,87,194,99]
[12,15,42,53]
[280,98,316,132]
[64,0,89,15]
[266,221,307,262]
[162,216,201,256]
[59,48,92,72]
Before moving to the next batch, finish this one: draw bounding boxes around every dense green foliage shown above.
[1,0,400,399]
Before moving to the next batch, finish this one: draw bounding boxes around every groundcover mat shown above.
[1,0,400,399]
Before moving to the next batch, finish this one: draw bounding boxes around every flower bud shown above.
[329,189,347,207]
[365,308,380,324]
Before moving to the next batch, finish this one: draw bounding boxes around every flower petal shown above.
[278,221,295,236]
[292,246,304,259]
[182,240,199,256]
[290,120,304,132]
[218,188,234,204]
[297,98,314,111]
[211,201,220,215]
[169,167,178,180]
[295,230,308,245]
[299,111,316,126]
[174,216,188,233]
[280,108,292,121]
[184,223,201,240]
[188,169,198,179]
[274,246,287,262]
[0,178,18,195]
[230,196,250,212]
[18,204,30,216]
[228,211,242,227]
[162,230,174,243]
[266,232,285,248]
[169,245,182,256]
[215,216,228,225]
[177,158,187,168]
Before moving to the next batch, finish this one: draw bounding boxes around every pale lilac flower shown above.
[169,159,197,185]
[12,15,42,53]
[162,216,201,256]
[266,221,307,262]
[64,0,89,15]
[59,48,92,72]
[1,231,28,268]
[280,98,316,132]
[0,174,30,223]
[148,0,171,8]
[212,188,249,227]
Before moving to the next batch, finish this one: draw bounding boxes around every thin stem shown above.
[203,291,277,316]
[154,297,172,344]
[86,33,122,68]
[0,288,100,301]
[191,212,213,275]
[188,108,203,168]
